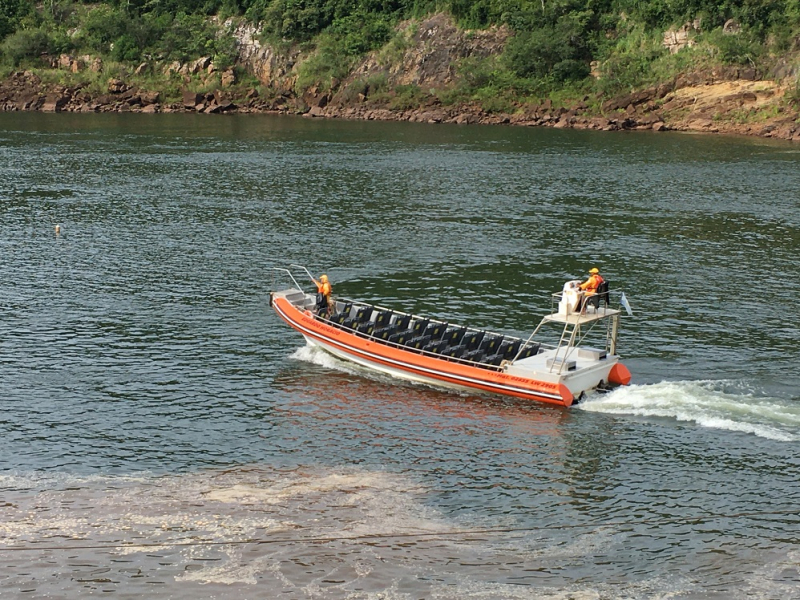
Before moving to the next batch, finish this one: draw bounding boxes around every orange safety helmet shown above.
[320,274,328,282]
[589,268,599,274]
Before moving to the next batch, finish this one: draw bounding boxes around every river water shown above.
[1,112,799,599]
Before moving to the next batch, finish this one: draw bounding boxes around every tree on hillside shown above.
[0,0,30,40]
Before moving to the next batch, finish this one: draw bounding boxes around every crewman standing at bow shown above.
[313,273,333,315]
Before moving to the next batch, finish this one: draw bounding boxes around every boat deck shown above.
[542,306,621,324]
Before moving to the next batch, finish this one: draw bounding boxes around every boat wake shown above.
[579,380,800,441]
[290,343,364,376]
[291,345,799,441]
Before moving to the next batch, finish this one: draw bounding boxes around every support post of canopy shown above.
[610,314,619,355]
[509,319,547,364]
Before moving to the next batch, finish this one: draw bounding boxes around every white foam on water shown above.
[1,464,458,592]
[578,380,799,441]
[176,550,273,585]
[202,470,436,536]
[419,576,698,600]
[289,342,449,395]
[743,547,800,599]
[290,343,358,374]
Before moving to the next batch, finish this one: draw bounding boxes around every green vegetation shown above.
[1,0,798,111]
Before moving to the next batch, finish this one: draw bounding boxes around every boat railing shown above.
[270,267,304,293]
[549,286,630,319]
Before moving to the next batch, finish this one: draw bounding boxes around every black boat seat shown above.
[375,310,393,327]
[388,331,413,345]
[330,312,348,326]
[373,325,397,340]
[423,340,448,354]
[483,353,505,367]
[443,326,467,346]
[411,318,429,336]
[357,321,375,336]
[587,280,610,309]
[406,335,431,350]
[424,322,448,340]
[335,302,353,318]
[481,335,504,354]
[462,331,485,350]
[355,306,373,322]
[500,339,521,359]
[517,343,541,360]
[464,349,485,364]
[394,314,412,330]
[444,344,467,358]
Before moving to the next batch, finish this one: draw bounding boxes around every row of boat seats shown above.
[326,304,541,368]
[420,336,541,367]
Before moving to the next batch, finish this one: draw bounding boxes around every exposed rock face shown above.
[42,94,70,112]
[229,13,509,95]
[663,19,702,54]
[723,19,741,35]
[221,68,236,87]
[52,53,96,72]
[321,13,509,107]
[371,13,510,87]
[107,79,127,94]
[230,20,299,92]
[182,90,203,109]
[190,56,212,74]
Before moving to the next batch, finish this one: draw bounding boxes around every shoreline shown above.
[2,70,799,142]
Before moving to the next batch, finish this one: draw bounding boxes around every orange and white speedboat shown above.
[270,267,631,407]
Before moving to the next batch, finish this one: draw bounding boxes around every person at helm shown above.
[313,273,333,314]
[579,268,604,295]
[578,267,604,311]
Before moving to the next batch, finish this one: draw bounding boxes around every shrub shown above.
[111,33,141,62]
[156,12,226,62]
[77,5,130,53]
[706,28,762,66]
[552,58,590,81]
[329,12,393,56]
[786,80,800,109]
[2,27,57,65]
[504,15,592,83]
[447,0,496,29]
[294,34,356,92]
[0,0,30,41]
[389,83,426,110]
[473,86,515,113]
[593,26,668,94]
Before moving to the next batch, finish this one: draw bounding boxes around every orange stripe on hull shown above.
[273,297,573,407]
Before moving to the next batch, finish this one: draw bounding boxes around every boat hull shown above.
[272,295,576,407]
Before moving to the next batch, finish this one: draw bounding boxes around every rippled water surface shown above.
[1,113,800,599]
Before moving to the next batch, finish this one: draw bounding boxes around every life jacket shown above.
[582,274,603,294]
[316,281,332,297]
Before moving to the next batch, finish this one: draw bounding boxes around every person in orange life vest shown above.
[578,268,604,310]
[313,274,333,314]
